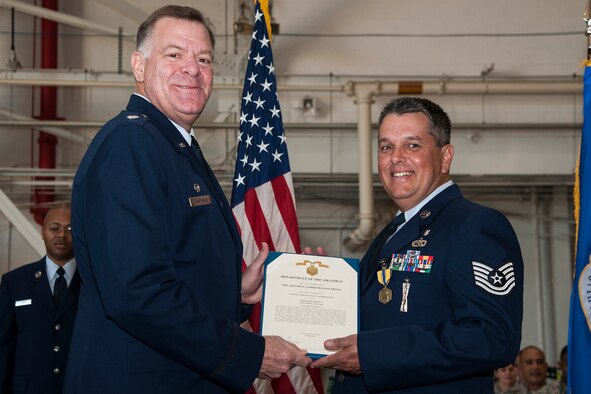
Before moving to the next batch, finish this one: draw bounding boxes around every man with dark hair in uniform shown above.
[313,97,524,393]
[0,205,79,394]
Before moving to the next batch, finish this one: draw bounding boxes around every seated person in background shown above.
[518,346,561,394]
[494,360,521,394]
[557,346,567,394]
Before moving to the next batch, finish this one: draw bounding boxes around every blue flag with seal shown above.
[567,65,591,393]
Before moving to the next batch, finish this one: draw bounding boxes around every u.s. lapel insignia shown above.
[420,210,431,218]
[193,184,200,193]
[179,142,187,148]
[472,261,516,295]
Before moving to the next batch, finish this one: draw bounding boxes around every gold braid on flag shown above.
[257,0,273,42]
[575,150,580,260]
[574,63,591,261]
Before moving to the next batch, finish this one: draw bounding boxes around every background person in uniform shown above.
[0,205,79,394]
[64,5,310,394]
[312,97,524,393]
[517,346,561,394]
[557,345,567,394]
[494,360,522,394]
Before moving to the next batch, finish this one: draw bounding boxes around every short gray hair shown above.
[136,5,216,56]
[378,97,451,147]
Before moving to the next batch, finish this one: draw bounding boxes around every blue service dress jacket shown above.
[0,258,81,394]
[332,184,524,394]
[64,95,265,394]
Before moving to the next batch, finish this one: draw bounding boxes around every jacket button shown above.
[53,368,60,374]
[54,324,61,330]
[53,346,61,352]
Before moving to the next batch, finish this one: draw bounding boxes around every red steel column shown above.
[33,0,59,224]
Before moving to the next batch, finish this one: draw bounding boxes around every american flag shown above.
[230,1,324,393]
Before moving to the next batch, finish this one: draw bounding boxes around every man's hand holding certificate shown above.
[260,252,359,359]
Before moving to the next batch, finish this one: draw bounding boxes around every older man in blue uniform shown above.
[0,205,79,394]
[64,5,309,394]
[312,97,523,393]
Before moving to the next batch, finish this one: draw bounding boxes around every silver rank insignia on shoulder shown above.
[126,115,139,120]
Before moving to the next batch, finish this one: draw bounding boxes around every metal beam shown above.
[0,107,92,145]
[93,0,148,24]
[0,188,44,259]
[0,0,127,38]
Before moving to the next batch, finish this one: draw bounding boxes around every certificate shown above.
[260,252,359,359]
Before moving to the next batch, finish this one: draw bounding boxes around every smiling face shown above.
[378,112,454,212]
[519,347,548,390]
[131,17,214,130]
[41,207,73,266]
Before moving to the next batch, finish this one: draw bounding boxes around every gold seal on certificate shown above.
[260,252,359,359]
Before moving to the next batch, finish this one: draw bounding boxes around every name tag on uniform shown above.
[189,195,212,207]
[15,299,32,307]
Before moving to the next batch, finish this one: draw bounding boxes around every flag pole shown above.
[585,0,591,61]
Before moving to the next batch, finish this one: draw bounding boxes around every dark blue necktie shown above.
[53,267,66,308]
[378,213,406,260]
[362,213,406,283]
[190,136,219,199]
[190,136,206,165]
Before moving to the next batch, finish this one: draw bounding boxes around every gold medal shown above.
[379,287,393,304]
[376,260,393,304]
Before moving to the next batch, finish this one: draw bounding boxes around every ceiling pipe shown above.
[343,80,581,96]
[0,119,582,130]
[342,81,380,251]
[0,74,582,94]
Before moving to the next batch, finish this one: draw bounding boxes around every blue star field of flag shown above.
[230,4,291,208]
